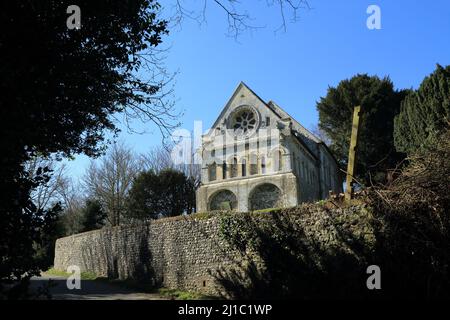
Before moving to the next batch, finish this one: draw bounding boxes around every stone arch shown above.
[269,147,287,172]
[248,183,283,210]
[208,189,237,211]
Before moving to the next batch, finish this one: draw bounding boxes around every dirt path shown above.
[29,272,169,300]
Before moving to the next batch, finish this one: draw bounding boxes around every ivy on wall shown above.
[216,196,449,299]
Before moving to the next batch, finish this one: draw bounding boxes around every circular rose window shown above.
[228,106,259,137]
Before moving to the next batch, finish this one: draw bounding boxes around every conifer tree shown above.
[394,64,450,154]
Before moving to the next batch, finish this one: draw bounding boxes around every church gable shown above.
[209,82,281,136]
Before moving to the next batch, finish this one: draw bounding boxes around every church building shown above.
[196,82,342,212]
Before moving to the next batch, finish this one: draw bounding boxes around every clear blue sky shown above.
[64,0,450,181]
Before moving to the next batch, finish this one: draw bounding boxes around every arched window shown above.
[242,159,247,177]
[249,183,282,210]
[222,162,227,179]
[230,158,238,178]
[278,151,283,171]
[208,162,216,181]
[261,156,266,174]
[250,154,258,175]
[209,190,237,211]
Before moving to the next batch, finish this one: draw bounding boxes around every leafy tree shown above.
[81,199,107,232]
[58,207,85,237]
[0,0,174,298]
[157,169,195,216]
[33,205,66,271]
[394,64,450,154]
[126,168,195,219]
[126,170,161,219]
[0,167,61,299]
[316,74,407,185]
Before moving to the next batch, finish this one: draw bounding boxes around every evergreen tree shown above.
[81,199,106,232]
[394,64,450,154]
[158,169,195,217]
[126,170,161,220]
[316,74,406,185]
[126,169,195,219]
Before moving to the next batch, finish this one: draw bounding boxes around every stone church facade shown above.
[196,82,342,212]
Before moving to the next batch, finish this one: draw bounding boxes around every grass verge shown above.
[45,268,99,280]
[158,288,215,300]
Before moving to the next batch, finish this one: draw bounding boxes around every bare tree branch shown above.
[25,156,68,211]
[83,142,141,226]
[170,0,311,38]
[141,144,202,188]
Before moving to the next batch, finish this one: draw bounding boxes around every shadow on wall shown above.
[80,224,158,287]
[212,201,450,299]
[212,207,374,299]
[130,224,156,285]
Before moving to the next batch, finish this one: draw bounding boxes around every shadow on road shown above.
[29,274,168,300]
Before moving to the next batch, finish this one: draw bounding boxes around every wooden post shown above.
[345,105,362,201]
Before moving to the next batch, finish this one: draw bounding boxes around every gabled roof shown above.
[291,129,318,162]
[267,100,322,144]
[208,82,338,167]
[211,81,272,129]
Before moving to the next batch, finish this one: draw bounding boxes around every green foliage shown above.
[252,207,282,214]
[316,74,406,185]
[57,205,85,237]
[0,167,62,299]
[33,205,65,269]
[81,199,107,232]
[190,212,216,220]
[126,170,160,219]
[394,64,450,154]
[126,168,196,219]
[45,268,72,278]
[0,0,170,298]
[158,288,208,300]
[1,1,170,159]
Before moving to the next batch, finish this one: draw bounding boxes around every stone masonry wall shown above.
[54,215,240,296]
[54,205,369,297]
